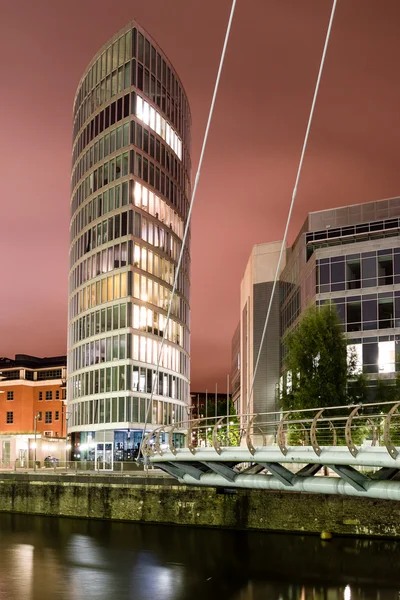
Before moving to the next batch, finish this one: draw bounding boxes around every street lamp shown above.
[64,410,72,466]
[33,412,41,471]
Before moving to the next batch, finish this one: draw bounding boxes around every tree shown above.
[197,396,240,446]
[347,371,369,405]
[281,302,356,412]
[375,377,394,403]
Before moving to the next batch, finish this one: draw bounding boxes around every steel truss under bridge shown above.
[143,401,400,500]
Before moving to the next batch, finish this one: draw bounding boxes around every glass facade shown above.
[279,198,400,398]
[68,22,191,460]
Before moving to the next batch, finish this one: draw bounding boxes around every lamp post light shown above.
[33,412,40,471]
[64,412,71,467]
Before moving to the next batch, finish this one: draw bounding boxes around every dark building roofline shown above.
[0,354,66,370]
[289,195,400,255]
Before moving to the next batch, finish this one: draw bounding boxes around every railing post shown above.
[246,416,256,456]
[277,411,292,456]
[155,427,165,456]
[188,419,200,455]
[345,405,361,458]
[310,409,325,456]
[384,402,400,459]
[212,417,226,455]
[168,424,177,455]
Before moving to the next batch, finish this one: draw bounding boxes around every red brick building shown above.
[0,355,67,466]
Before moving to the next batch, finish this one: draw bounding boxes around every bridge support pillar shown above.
[328,464,369,492]
[153,462,204,481]
[201,462,237,482]
[258,462,294,486]
[295,463,323,478]
[372,467,399,481]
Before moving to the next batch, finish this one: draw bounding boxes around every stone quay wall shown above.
[0,473,399,538]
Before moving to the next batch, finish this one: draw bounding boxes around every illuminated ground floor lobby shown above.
[70,428,185,467]
[0,435,67,467]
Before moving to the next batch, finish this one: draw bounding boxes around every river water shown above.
[0,513,399,600]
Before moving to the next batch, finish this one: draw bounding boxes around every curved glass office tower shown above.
[68,22,191,465]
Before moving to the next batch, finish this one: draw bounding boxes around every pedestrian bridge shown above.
[143,401,400,501]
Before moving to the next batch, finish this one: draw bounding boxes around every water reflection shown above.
[0,513,399,599]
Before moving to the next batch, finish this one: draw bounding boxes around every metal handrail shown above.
[144,400,400,459]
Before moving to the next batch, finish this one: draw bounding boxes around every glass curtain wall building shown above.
[281,197,400,399]
[236,197,400,416]
[68,22,191,464]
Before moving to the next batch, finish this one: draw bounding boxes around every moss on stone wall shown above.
[0,475,400,537]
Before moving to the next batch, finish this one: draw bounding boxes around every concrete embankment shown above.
[0,472,399,538]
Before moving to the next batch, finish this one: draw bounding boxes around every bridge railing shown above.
[142,400,400,459]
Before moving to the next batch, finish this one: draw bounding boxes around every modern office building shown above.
[68,22,191,466]
[0,355,67,466]
[238,242,286,418]
[236,197,400,415]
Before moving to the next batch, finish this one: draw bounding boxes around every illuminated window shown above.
[378,340,395,373]
[143,101,150,125]
[120,272,127,297]
[133,367,139,391]
[136,95,143,120]
[136,94,182,159]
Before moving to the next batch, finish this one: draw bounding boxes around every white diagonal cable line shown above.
[140,0,237,455]
[245,0,338,417]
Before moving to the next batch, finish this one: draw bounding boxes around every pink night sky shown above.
[0,0,399,391]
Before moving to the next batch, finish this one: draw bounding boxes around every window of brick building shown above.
[39,392,43,401]
[56,390,60,400]
[46,391,52,401]
[45,411,52,424]
[55,411,59,421]
[7,391,14,401]
[6,412,13,424]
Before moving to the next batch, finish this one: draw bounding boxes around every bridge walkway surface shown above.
[144,400,400,501]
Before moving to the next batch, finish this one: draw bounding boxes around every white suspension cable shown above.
[140,0,237,456]
[245,0,338,417]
